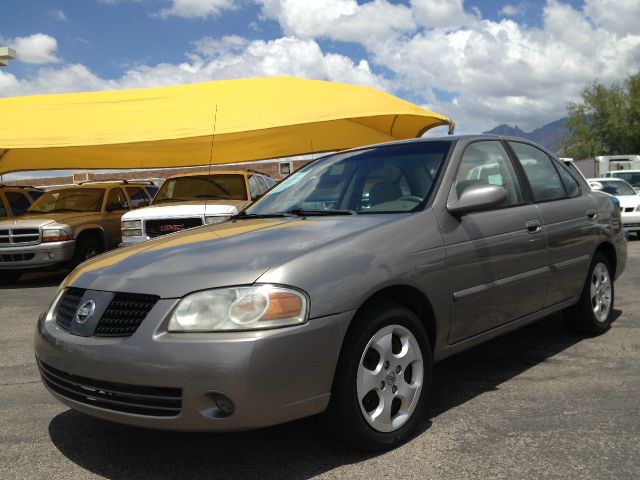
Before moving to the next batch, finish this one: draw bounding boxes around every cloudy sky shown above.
[1,0,639,136]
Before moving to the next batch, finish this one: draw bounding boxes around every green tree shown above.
[562,73,640,158]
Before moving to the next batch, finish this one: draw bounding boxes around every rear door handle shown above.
[526,220,542,233]
[586,209,597,219]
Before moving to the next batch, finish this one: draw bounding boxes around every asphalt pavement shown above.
[1,242,639,479]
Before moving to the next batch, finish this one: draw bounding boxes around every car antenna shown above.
[208,104,219,177]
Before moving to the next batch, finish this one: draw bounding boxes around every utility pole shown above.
[0,47,16,68]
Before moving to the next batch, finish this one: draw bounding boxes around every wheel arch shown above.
[595,241,617,276]
[343,285,437,358]
[75,226,107,251]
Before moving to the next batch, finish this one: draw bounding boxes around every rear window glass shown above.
[509,142,566,202]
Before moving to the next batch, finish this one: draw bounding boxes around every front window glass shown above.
[453,141,524,206]
[153,175,247,204]
[248,176,261,200]
[106,188,129,211]
[5,192,31,216]
[0,197,7,217]
[246,141,452,215]
[596,180,636,196]
[27,188,105,213]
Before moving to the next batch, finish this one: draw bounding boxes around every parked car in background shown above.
[0,185,44,218]
[36,136,625,451]
[605,170,640,192]
[120,170,276,244]
[0,181,155,284]
[589,178,640,237]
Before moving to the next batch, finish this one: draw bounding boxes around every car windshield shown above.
[611,172,640,188]
[597,181,637,196]
[26,188,105,213]
[244,141,452,216]
[153,174,248,203]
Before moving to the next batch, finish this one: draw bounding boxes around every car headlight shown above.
[636,205,640,212]
[45,288,65,323]
[168,285,308,332]
[204,215,231,225]
[121,219,143,237]
[42,227,71,242]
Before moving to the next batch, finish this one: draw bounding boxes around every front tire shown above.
[328,302,432,451]
[71,236,103,268]
[565,253,614,334]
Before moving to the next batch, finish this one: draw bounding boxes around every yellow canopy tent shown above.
[0,76,452,175]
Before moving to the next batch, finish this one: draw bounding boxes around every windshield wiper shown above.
[287,208,356,216]
[234,211,298,219]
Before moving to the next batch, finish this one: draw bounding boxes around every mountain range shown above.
[483,118,567,153]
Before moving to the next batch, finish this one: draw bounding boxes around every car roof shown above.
[589,177,627,182]
[47,182,151,190]
[164,170,266,180]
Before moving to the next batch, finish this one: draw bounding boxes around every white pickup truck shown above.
[120,170,276,245]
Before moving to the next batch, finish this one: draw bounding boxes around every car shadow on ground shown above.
[0,270,67,289]
[47,311,620,480]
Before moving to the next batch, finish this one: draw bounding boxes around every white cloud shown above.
[410,0,477,29]
[1,36,388,97]
[584,0,640,36]
[4,0,640,135]
[10,34,61,64]
[499,3,527,17]
[259,0,415,45]
[51,10,68,21]
[155,0,238,19]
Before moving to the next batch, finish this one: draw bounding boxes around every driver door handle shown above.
[586,209,597,219]
[526,220,542,233]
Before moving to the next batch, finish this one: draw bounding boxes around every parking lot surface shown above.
[1,242,639,480]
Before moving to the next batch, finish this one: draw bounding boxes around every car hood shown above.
[0,212,93,228]
[122,200,249,220]
[616,195,640,208]
[65,215,394,298]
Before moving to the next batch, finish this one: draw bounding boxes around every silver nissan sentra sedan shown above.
[35,135,626,451]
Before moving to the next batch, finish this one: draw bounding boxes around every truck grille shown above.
[144,218,202,238]
[55,288,158,337]
[94,292,159,337]
[0,228,40,245]
[55,288,86,331]
[38,361,182,417]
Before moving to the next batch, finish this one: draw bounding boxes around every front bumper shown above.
[0,240,75,270]
[621,212,640,232]
[35,297,352,431]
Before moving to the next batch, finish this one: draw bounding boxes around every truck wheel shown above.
[0,270,21,285]
[565,253,614,334]
[328,301,432,451]
[71,237,103,268]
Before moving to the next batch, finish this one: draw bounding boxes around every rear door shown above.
[507,141,597,306]
[436,140,549,343]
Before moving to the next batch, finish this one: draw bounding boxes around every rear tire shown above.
[0,270,21,285]
[327,301,432,451]
[565,252,614,334]
[71,236,103,268]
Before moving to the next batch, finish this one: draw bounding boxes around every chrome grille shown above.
[38,361,182,417]
[144,217,202,238]
[55,288,85,331]
[0,228,40,245]
[94,292,159,337]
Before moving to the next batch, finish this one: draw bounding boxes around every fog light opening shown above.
[214,393,235,417]
[196,391,235,419]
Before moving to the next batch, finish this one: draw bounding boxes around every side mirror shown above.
[447,184,507,216]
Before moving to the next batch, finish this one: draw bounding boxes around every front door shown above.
[435,140,549,344]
